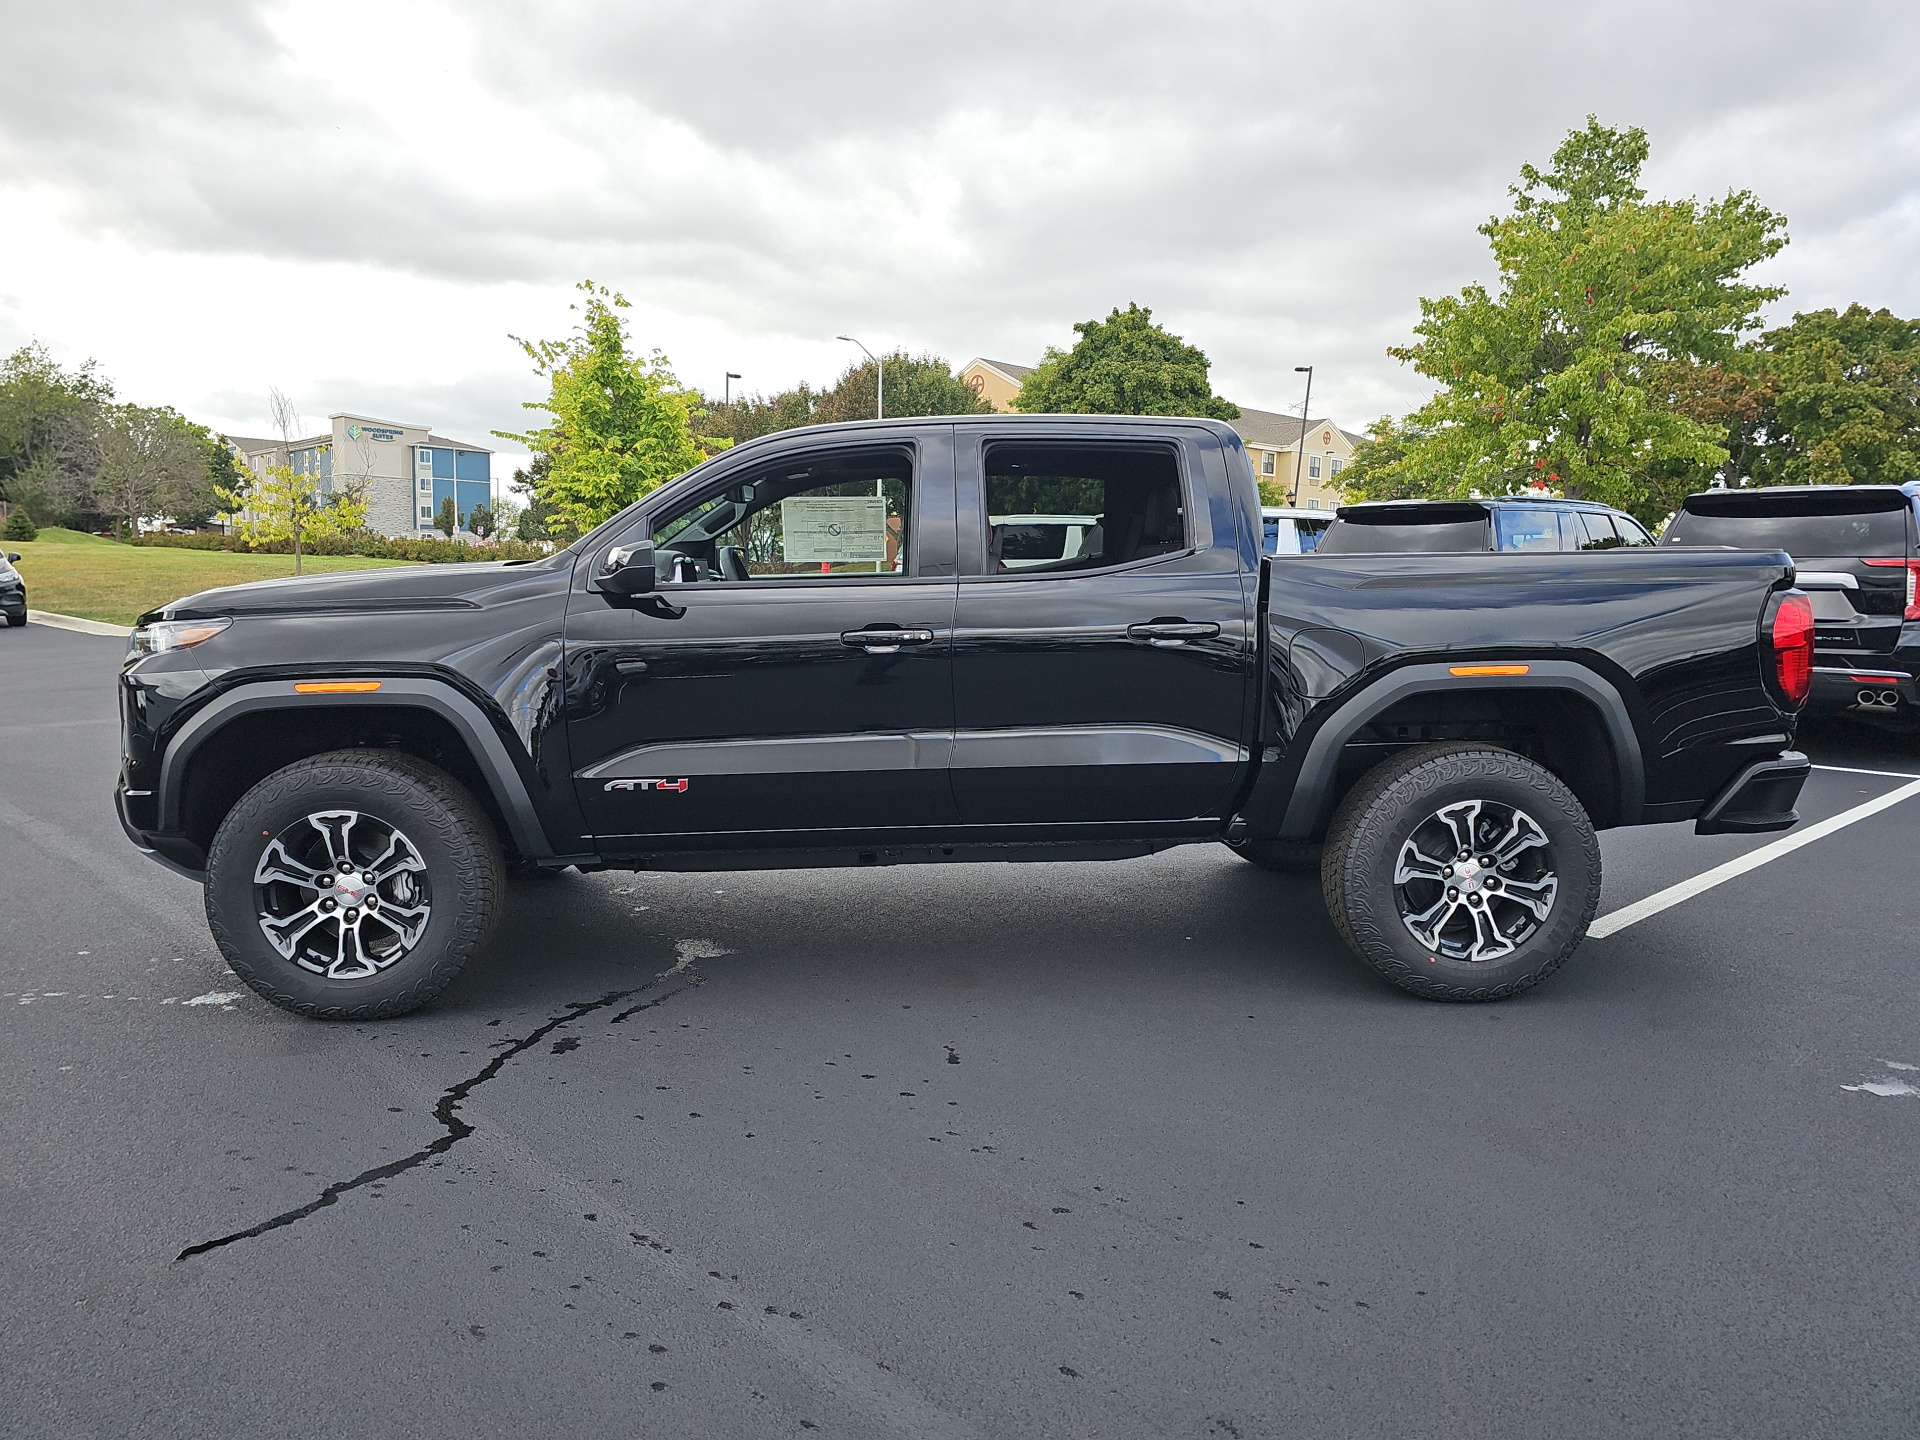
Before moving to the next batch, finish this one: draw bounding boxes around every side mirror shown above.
[595,543,656,596]
[4,553,18,563]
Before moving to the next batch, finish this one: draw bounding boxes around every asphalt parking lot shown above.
[3,622,1917,1440]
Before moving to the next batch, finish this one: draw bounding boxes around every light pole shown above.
[724,371,741,405]
[1288,365,1314,507]
[836,335,883,419]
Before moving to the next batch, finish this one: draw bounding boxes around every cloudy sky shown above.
[2,0,1916,488]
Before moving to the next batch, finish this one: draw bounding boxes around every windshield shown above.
[1664,505,1910,556]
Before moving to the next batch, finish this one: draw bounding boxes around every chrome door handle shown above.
[841,627,936,654]
[1127,620,1220,644]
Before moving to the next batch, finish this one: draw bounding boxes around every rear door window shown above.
[983,443,1186,574]
[1493,508,1561,552]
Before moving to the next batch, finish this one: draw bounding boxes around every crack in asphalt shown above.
[174,950,709,1263]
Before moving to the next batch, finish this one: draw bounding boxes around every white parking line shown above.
[1591,776,1920,939]
[1813,763,1920,781]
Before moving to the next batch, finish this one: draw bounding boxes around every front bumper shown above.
[1695,750,1811,836]
[115,782,206,879]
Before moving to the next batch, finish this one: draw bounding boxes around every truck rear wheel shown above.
[1320,743,1600,1002]
[205,750,505,1020]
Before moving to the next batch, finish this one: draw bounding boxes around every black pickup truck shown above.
[117,416,1814,1018]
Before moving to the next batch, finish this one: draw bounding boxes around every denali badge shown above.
[604,777,690,793]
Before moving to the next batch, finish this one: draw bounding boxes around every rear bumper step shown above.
[1695,751,1811,836]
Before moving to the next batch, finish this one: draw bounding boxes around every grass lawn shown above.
[7,528,416,626]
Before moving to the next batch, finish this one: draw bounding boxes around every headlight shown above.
[130,617,231,655]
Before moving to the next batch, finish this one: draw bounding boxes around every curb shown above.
[23,610,134,638]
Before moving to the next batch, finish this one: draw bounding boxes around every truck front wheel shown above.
[204,750,505,1019]
[1320,743,1600,1002]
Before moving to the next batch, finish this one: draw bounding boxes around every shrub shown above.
[126,529,554,564]
[3,508,38,541]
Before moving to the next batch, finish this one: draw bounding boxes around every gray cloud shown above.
[3,0,1917,428]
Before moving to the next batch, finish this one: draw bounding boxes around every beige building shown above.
[958,358,1362,511]
[224,413,495,539]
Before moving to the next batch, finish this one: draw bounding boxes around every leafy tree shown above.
[219,464,368,570]
[0,342,112,522]
[466,503,495,541]
[1341,118,1788,522]
[703,385,821,446]
[1014,303,1239,420]
[94,404,223,532]
[3,506,36,540]
[1338,416,1452,503]
[508,456,561,542]
[435,495,459,538]
[702,353,989,447]
[1749,305,1920,486]
[814,352,993,425]
[496,282,719,535]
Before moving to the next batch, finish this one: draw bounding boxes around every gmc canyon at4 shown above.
[118,416,1813,1017]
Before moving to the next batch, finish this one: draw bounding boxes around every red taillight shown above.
[1861,557,1920,620]
[1771,592,1815,707]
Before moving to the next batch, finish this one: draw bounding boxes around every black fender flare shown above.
[156,676,555,859]
[1268,660,1645,840]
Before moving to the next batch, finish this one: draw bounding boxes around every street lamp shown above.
[724,371,741,405]
[1289,365,1314,507]
[836,335,883,420]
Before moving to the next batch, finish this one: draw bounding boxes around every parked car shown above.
[1661,483,1920,730]
[118,415,1811,1019]
[1318,497,1656,554]
[1261,506,1333,555]
[0,551,25,627]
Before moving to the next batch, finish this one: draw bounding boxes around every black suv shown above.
[1318,497,1655,554]
[1661,484,1920,730]
[0,550,25,627]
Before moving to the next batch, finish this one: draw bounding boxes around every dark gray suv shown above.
[0,550,25,627]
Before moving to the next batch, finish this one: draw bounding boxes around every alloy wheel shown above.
[1392,798,1558,963]
[253,810,433,979]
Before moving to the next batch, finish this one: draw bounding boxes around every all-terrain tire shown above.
[1320,743,1601,1002]
[1224,837,1323,873]
[205,749,505,1020]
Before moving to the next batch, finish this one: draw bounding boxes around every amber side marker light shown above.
[1449,664,1531,678]
[293,681,384,694]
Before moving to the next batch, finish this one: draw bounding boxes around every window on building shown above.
[1307,499,1320,510]
[1260,450,1276,476]
[419,477,432,493]
[1330,457,1344,477]
[1308,454,1322,479]
[455,450,489,482]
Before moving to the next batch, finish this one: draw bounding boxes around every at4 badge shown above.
[603,778,690,793]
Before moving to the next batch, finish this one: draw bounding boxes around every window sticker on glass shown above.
[779,496,889,563]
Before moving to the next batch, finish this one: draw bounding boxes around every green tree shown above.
[1014,303,1239,420]
[3,506,36,541]
[1341,118,1788,522]
[813,351,993,425]
[1748,305,1920,486]
[94,404,223,532]
[0,342,112,522]
[435,495,458,538]
[219,464,368,570]
[702,385,821,446]
[496,282,719,535]
[466,502,495,541]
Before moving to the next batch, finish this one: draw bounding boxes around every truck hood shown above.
[147,554,574,623]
